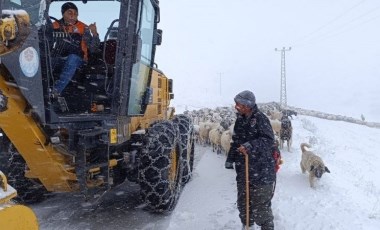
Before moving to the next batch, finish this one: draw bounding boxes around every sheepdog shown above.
[300,143,330,188]
[280,116,292,152]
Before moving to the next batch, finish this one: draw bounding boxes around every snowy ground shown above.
[167,115,380,230]
[32,115,380,229]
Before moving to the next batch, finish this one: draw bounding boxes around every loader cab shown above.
[42,0,162,122]
[0,0,161,124]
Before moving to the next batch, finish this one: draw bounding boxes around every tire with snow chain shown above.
[0,138,49,204]
[0,90,8,112]
[138,120,183,212]
[173,114,195,184]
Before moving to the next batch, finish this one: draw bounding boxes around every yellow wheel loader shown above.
[0,0,194,217]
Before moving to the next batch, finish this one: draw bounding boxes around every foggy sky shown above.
[155,0,380,121]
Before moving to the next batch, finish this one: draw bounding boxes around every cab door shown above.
[112,0,161,116]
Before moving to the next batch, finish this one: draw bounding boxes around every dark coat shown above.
[226,105,276,185]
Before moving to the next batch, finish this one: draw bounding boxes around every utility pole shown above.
[275,47,291,109]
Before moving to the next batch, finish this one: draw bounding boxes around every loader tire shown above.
[173,114,195,184]
[0,90,8,112]
[0,140,48,204]
[138,120,183,212]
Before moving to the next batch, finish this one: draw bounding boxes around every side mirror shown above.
[132,34,142,63]
[168,79,173,93]
[153,29,162,45]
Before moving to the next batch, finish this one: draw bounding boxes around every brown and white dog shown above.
[300,143,330,188]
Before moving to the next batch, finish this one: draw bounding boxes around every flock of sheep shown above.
[184,103,296,156]
[185,106,235,155]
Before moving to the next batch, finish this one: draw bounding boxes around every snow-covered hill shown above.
[167,115,380,230]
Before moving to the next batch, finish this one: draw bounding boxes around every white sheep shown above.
[270,119,281,137]
[220,130,232,156]
[208,125,224,154]
[198,121,213,146]
[220,124,234,156]
[270,110,283,121]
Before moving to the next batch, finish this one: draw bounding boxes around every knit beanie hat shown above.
[61,2,78,15]
[234,90,256,108]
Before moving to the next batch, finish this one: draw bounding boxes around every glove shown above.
[241,142,253,152]
[225,161,234,169]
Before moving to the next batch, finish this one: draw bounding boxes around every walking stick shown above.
[244,152,249,230]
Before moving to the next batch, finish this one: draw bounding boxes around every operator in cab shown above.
[51,2,100,97]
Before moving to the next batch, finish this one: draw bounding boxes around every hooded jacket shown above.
[226,104,276,185]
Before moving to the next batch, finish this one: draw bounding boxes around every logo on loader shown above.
[19,47,39,78]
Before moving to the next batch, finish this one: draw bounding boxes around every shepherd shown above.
[225,90,276,230]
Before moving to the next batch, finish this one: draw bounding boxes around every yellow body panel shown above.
[0,205,39,230]
[1,172,39,229]
[130,69,172,132]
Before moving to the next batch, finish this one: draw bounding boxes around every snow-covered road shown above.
[32,115,380,229]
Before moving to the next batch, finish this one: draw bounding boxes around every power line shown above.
[292,0,380,47]
[293,0,368,45]
[295,4,380,47]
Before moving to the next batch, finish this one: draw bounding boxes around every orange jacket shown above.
[53,20,91,60]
